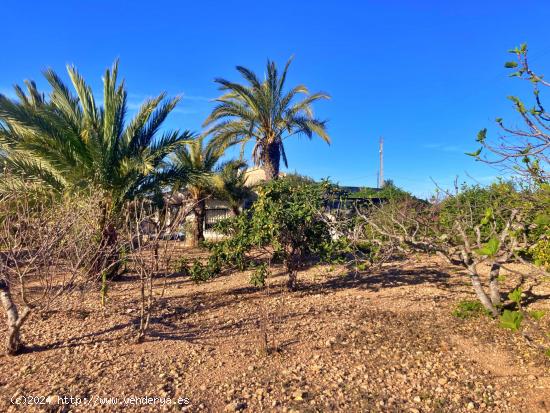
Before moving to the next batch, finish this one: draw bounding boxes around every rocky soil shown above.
[0,252,549,412]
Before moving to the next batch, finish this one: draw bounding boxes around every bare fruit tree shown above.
[361,184,548,317]
[0,192,106,355]
[472,44,549,182]
[121,199,187,342]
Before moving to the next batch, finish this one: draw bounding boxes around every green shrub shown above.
[529,310,546,321]
[438,182,523,244]
[188,259,219,282]
[530,239,550,270]
[499,310,523,331]
[173,257,190,275]
[452,300,491,319]
[249,263,269,287]
[189,178,346,289]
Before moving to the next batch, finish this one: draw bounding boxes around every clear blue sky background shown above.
[2,1,549,197]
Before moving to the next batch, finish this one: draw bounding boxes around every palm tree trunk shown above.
[262,142,280,181]
[93,204,120,279]
[191,199,206,247]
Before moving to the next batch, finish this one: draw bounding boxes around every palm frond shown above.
[205,57,330,176]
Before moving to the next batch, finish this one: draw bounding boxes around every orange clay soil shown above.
[0,251,549,412]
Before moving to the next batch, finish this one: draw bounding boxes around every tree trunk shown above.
[488,262,502,306]
[262,142,280,181]
[0,279,30,355]
[93,205,120,280]
[467,265,498,316]
[191,199,206,247]
[103,222,119,276]
[285,252,298,291]
[287,270,298,291]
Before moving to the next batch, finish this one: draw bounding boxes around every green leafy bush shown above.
[452,300,491,319]
[173,257,190,275]
[508,288,523,308]
[529,310,546,321]
[189,178,343,289]
[249,263,270,287]
[438,182,523,244]
[530,239,550,270]
[349,180,411,200]
[188,259,220,282]
[499,310,523,331]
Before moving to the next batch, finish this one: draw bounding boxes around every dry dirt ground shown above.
[1,251,549,412]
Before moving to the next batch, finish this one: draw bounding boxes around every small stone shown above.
[47,395,59,404]
[413,396,421,403]
[467,402,475,410]
[224,401,247,412]
[293,390,307,401]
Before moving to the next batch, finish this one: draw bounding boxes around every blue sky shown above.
[2,0,549,197]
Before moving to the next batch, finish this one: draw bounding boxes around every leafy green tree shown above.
[203,58,331,181]
[0,61,193,273]
[204,178,333,290]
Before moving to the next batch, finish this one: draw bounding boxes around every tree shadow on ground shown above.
[302,265,460,294]
[22,321,132,354]
[134,264,460,343]
[520,283,550,306]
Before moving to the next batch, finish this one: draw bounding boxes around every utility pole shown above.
[378,136,384,189]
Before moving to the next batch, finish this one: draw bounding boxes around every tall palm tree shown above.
[203,57,331,181]
[170,136,226,246]
[0,61,193,274]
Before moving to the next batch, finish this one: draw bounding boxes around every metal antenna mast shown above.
[378,136,384,188]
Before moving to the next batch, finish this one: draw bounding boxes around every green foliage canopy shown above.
[0,61,193,214]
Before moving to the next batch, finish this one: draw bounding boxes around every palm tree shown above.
[203,58,331,181]
[0,61,192,206]
[0,61,193,273]
[170,136,226,246]
[216,160,253,216]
